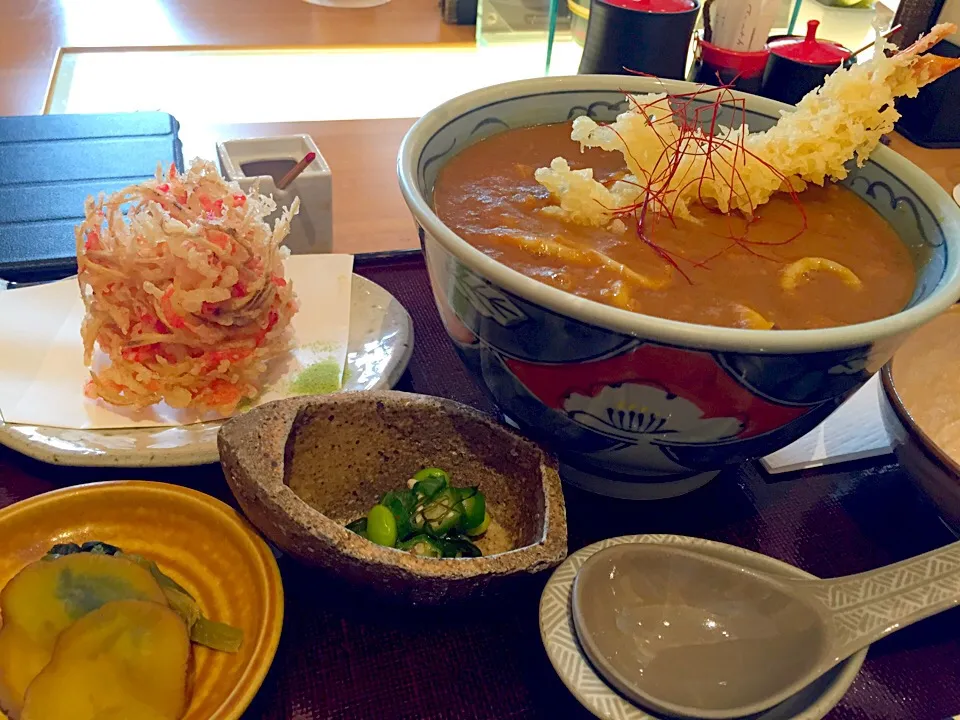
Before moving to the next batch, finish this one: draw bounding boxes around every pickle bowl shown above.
[218,391,568,605]
[0,480,283,720]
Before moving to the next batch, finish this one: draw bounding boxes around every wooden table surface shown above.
[887,134,960,195]
[191,119,420,255]
[185,121,960,256]
[0,0,471,117]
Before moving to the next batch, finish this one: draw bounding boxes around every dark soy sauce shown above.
[241,159,298,183]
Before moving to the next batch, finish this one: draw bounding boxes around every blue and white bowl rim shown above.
[397,74,960,354]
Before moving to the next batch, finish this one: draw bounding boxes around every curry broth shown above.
[432,122,915,330]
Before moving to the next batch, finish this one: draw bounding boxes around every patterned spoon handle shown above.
[804,540,960,662]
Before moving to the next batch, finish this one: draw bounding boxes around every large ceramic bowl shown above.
[880,305,960,534]
[397,75,960,499]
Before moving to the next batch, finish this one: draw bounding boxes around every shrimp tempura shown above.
[536,23,960,226]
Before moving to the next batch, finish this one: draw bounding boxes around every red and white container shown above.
[761,20,851,105]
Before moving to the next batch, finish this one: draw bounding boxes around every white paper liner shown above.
[0,254,354,430]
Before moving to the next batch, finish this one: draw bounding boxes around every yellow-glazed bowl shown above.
[0,480,283,720]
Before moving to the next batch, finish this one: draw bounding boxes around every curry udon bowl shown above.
[397,75,960,500]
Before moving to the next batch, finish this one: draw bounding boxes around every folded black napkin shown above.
[0,112,183,283]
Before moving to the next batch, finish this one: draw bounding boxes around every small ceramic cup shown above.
[217,134,333,255]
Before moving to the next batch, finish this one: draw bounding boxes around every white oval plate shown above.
[0,274,413,467]
[540,534,866,720]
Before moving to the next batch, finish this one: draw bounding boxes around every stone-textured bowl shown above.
[218,391,568,604]
[880,305,960,534]
[397,75,960,499]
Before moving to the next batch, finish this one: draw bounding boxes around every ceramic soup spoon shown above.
[572,541,960,719]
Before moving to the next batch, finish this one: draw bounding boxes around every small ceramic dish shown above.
[0,480,283,720]
[880,305,960,533]
[219,391,568,604]
[217,134,333,255]
[540,535,866,720]
[0,274,413,468]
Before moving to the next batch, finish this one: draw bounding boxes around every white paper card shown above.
[760,375,894,474]
[0,254,354,429]
[0,279,78,422]
[710,0,779,52]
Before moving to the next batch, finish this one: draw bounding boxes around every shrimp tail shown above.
[894,23,960,87]
[908,54,960,86]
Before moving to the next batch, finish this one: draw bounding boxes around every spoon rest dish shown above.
[539,535,866,720]
[572,539,960,718]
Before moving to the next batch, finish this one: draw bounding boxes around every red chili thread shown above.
[587,81,808,281]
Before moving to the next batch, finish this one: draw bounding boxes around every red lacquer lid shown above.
[768,20,851,66]
[602,0,697,12]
